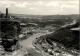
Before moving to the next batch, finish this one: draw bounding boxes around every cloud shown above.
[0,0,79,15]
[0,1,30,8]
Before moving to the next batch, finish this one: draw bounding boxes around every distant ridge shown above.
[10,14,79,19]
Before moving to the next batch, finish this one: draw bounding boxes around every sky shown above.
[0,0,79,15]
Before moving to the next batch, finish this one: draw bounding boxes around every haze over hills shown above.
[9,14,79,28]
[10,14,79,19]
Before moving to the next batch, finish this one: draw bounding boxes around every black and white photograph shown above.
[0,0,80,56]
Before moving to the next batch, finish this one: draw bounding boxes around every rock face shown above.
[0,19,21,52]
[0,19,21,36]
[46,21,80,50]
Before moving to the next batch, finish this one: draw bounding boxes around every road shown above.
[19,33,45,48]
[19,33,48,56]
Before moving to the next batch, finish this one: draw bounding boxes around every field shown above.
[0,14,80,56]
[13,14,80,56]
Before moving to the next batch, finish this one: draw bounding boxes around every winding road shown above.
[19,32,49,56]
[19,33,44,48]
